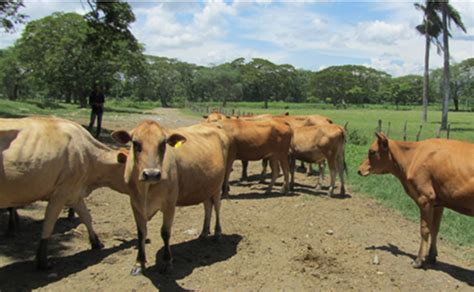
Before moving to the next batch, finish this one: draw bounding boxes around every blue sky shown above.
[1,1,473,76]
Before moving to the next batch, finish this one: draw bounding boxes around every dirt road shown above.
[1,108,473,291]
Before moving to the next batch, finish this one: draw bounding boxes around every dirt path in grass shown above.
[1,108,473,291]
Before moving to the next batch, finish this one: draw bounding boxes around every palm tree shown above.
[415,1,442,123]
[437,1,466,129]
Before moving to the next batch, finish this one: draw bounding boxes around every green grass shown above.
[0,98,159,118]
[184,102,474,252]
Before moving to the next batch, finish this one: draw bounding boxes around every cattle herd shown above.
[0,112,473,279]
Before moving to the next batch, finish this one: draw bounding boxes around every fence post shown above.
[377,119,382,133]
[416,125,423,141]
[436,126,442,138]
[403,121,408,141]
[447,124,451,139]
[386,122,391,138]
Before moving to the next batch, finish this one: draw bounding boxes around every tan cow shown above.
[0,116,129,269]
[290,124,347,197]
[358,133,474,268]
[112,121,230,276]
[216,118,293,195]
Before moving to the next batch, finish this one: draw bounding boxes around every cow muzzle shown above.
[140,168,162,182]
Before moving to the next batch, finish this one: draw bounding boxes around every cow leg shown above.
[222,159,234,198]
[259,159,269,183]
[130,204,148,276]
[199,199,212,239]
[428,206,444,264]
[413,203,434,269]
[67,208,75,220]
[319,161,326,180]
[279,155,290,194]
[289,156,296,191]
[315,163,324,190]
[6,207,19,236]
[72,198,103,249]
[337,153,346,196]
[160,204,175,273]
[211,193,222,241]
[327,159,337,197]
[241,160,248,181]
[297,161,307,172]
[266,158,280,194]
[307,163,313,176]
[37,199,67,270]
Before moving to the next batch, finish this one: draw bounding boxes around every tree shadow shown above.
[0,239,134,290]
[366,243,474,286]
[143,234,242,290]
[0,111,26,118]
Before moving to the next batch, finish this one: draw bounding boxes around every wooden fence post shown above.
[386,122,391,138]
[377,120,382,133]
[416,125,423,141]
[436,126,442,138]
[403,121,408,141]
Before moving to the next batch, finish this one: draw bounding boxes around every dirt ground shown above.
[1,108,473,291]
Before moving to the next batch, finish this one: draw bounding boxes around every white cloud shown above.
[356,21,413,45]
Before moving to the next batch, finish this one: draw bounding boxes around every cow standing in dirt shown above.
[112,121,230,275]
[215,118,293,196]
[358,133,474,268]
[290,124,347,197]
[0,117,130,269]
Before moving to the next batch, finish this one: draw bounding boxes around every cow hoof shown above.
[130,265,143,276]
[159,262,173,274]
[91,239,104,250]
[427,255,437,265]
[37,260,52,271]
[199,233,210,240]
[213,233,222,242]
[411,259,424,269]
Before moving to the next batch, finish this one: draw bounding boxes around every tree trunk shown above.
[422,34,430,122]
[441,3,450,130]
[9,84,18,101]
[264,98,268,109]
[222,97,227,108]
[160,96,170,108]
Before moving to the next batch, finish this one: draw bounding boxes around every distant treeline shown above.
[0,12,472,110]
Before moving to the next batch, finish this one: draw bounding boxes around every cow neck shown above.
[86,142,128,195]
[388,140,417,182]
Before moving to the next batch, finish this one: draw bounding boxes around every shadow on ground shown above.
[143,234,242,290]
[366,243,474,286]
[0,240,134,290]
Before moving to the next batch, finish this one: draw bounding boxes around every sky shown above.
[1,0,473,77]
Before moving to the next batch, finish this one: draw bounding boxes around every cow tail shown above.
[342,124,349,178]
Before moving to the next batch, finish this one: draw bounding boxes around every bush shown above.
[347,128,369,146]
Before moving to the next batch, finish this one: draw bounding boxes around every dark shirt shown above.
[89,91,105,105]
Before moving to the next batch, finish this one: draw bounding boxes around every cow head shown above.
[203,111,229,122]
[358,132,391,176]
[112,120,186,185]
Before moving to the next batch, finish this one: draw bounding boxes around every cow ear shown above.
[112,130,132,144]
[117,149,128,164]
[375,132,388,149]
[203,115,208,119]
[167,133,187,148]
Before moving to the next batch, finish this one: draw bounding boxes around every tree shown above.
[0,48,25,100]
[0,0,27,32]
[438,1,467,129]
[415,0,442,122]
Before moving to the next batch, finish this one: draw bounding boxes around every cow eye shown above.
[133,141,142,153]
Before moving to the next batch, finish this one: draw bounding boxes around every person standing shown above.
[88,84,105,138]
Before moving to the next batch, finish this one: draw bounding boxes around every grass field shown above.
[184,101,474,252]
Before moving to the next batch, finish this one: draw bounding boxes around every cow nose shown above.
[357,170,362,176]
[142,169,161,182]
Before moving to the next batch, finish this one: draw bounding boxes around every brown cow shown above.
[290,124,347,197]
[358,133,474,268]
[0,117,129,269]
[112,121,230,275]
[216,118,293,196]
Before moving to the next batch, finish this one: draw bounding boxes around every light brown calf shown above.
[112,121,230,275]
[358,133,474,268]
[0,117,129,269]
[290,124,347,197]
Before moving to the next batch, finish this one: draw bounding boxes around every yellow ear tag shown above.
[174,141,183,149]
